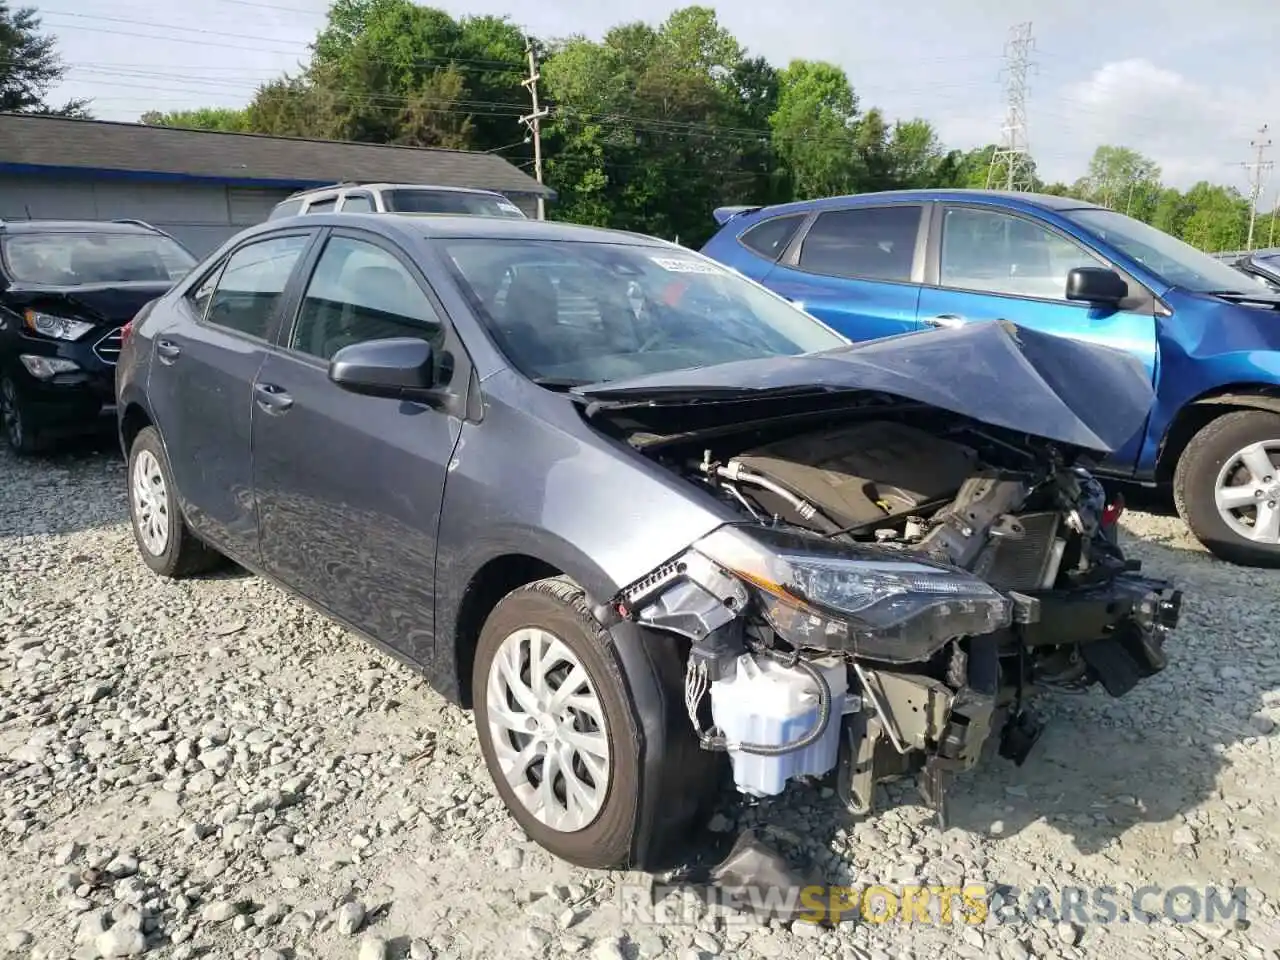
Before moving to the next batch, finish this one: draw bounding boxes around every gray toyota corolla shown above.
[116,213,1184,870]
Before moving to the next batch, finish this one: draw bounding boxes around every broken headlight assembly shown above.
[690,525,1013,662]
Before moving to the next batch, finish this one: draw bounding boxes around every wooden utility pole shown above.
[521,39,549,220]
[1242,124,1273,252]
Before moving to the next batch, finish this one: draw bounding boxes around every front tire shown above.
[1174,409,1280,567]
[127,426,221,577]
[1,373,41,456]
[473,577,642,868]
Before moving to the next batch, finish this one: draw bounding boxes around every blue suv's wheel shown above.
[1174,410,1280,567]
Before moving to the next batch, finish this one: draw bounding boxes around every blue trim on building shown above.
[0,162,553,198]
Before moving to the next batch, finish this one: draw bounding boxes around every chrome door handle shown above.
[253,382,294,414]
[156,339,181,362]
[921,315,966,329]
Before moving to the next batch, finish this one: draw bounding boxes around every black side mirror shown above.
[328,337,440,400]
[1065,267,1129,306]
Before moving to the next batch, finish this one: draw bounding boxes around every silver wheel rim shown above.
[132,449,170,556]
[1,379,21,448]
[485,626,611,832]
[1213,439,1280,544]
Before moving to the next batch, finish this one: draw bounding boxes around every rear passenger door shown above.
[759,204,927,341]
[146,230,315,566]
[251,229,467,665]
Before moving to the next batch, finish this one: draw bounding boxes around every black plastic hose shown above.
[700,650,834,756]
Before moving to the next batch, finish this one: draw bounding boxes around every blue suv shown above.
[702,190,1280,568]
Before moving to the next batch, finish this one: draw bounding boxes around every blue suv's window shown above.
[940,206,1103,301]
[739,215,804,261]
[796,206,920,282]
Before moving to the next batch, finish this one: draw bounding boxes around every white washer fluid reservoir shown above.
[709,653,849,797]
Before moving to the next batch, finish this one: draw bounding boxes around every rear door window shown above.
[203,234,310,340]
[739,215,805,262]
[305,197,337,214]
[796,206,921,282]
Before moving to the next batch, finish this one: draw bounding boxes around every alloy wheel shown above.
[485,626,611,832]
[132,449,171,556]
[1213,439,1280,544]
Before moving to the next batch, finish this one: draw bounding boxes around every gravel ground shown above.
[3,442,1280,960]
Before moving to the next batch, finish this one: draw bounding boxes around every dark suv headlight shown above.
[690,525,1013,663]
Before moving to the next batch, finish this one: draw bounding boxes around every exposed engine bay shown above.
[597,407,1184,823]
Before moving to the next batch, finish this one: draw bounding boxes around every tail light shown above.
[120,318,135,347]
[1102,492,1126,528]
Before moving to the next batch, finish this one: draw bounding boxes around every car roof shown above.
[0,219,163,235]
[282,183,509,201]
[739,188,1105,221]
[255,212,674,247]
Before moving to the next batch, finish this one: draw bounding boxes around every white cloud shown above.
[1038,58,1271,192]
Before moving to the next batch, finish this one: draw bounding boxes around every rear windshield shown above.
[1,232,197,285]
[384,189,526,219]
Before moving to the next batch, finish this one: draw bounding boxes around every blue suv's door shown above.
[916,202,1160,469]
[758,203,927,342]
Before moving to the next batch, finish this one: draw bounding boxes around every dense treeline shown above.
[3,0,1274,250]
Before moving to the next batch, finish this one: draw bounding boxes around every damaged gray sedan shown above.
[117,215,1183,872]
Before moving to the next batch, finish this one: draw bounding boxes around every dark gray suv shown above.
[116,213,1183,871]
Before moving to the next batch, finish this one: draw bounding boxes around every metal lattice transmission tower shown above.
[986,22,1036,192]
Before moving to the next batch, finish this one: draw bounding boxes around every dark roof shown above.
[0,218,163,235]
[246,211,669,247]
[0,113,552,198]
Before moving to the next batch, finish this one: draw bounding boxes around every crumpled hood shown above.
[574,320,1155,454]
[3,280,175,325]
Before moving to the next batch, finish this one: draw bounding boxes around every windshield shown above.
[1,232,196,285]
[441,239,847,383]
[1064,207,1258,295]
[385,189,526,219]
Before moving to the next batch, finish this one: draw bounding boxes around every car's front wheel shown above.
[127,426,222,578]
[473,576,639,868]
[472,575,720,869]
[1175,409,1280,567]
[1,373,40,456]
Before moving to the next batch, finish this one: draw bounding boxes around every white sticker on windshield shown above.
[649,256,724,275]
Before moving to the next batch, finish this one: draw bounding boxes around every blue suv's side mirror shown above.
[1066,267,1128,307]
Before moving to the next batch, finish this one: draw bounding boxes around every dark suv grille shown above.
[93,328,122,366]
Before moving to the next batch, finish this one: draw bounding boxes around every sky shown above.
[37,0,1280,196]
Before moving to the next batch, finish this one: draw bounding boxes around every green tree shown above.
[0,3,88,115]
[1080,145,1162,216]
[1180,182,1249,251]
[768,60,860,198]
[140,107,250,132]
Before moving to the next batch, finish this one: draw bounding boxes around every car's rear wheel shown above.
[472,575,720,869]
[1,373,41,456]
[1174,409,1280,567]
[127,426,221,577]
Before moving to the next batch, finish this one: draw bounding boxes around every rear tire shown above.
[1173,409,1280,567]
[127,425,222,577]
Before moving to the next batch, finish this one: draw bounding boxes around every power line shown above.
[1242,124,1273,252]
[986,21,1035,192]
